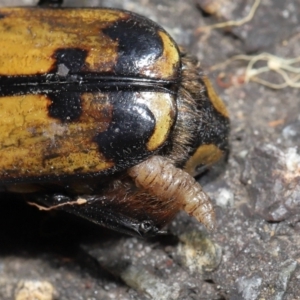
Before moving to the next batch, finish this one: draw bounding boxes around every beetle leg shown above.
[128,155,216,231]
[33,193,164,237]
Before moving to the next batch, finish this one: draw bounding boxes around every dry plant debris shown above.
[211,53,300,89]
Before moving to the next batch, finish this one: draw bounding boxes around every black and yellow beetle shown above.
[0,0,229,237]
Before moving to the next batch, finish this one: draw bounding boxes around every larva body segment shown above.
[128,155,216,230]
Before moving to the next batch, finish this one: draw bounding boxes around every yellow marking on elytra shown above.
[151,30,180,79]
[0,93,114,180]
[0,8,123,75]
[137,92,176,152]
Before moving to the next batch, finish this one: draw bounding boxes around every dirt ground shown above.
[0,0,299,299]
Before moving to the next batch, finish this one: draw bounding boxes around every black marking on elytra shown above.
[52,48,88,73]
[38,0,63,7]
[94,92,156,165]
[103,17,163,76]
[48,92,82,122]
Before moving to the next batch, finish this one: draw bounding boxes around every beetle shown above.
[0,0,229,237]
